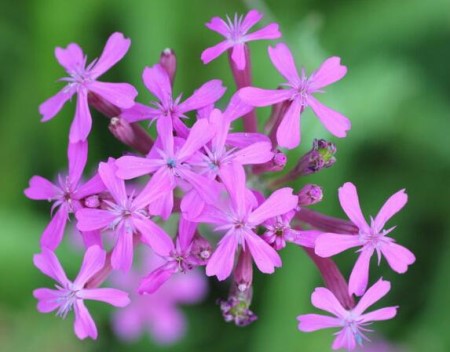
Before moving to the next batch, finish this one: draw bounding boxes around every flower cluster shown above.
[26,9,415,350]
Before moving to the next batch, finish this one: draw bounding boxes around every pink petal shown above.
[178,80,226,114]
[239,87,292,107]
[78,288,130,307]
[33,288,60,313]
[307,95,351,138]
[232,141,274,165]
[218,162,247,215]
[179,169,224,206]
[205,232,238,280]
[115,156,162,180]
[226,132,270,148]
[24,176,58,200]
[353,278,391,315]
[338,182,370,233]
[76,173,105,199]
[276,98,302,149]
[180,189,205,220]
[248,187,298,225]
[241,9,263,33]
[133,167,174,210]
[332,328,356,351]
[120,102,160,123]
[55,43,85,72]
[98,162,127,203]
[133,217,174,257]
[39,88,75,122]
[74,245,106,287]
[89,32,131,79]
[245,23,281,42]
[188,202,229,225]
[348,248,374,296]
[223,92,253,122]
[40,206,69,250]
[111,227,134,272]
[138,266,175,294]
[69,88,92,143]
[75,208,117,232]
[201,41,233,65]
[244,230,281,274]
[297,313,341,332]
[178,218,197,251]
[177,118,214,161]
[311,287,347,317]
[68,140,88,186]
[205,16,229,36]
[268,43,300,84]
[308,57,347,91]
[112,307,143,341]
[33,248,68,285]
[292,230,322,248]
[360,306,398,323]
[209,108,230,155]
[314,233,362,257]
[374,189,408,232]
[149,306,186,344]
[231,43,246,70]
[147,188,174,220]
[142,64,172,104]
[88,81,137,109]
[80,230,102,248]
[74,300,98,340]
[381,242,415,274]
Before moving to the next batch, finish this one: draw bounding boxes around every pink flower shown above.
[314,182,415,296]
[111,248,208,344]
[192,163,298,280]
[24,141,104,249]
[297,279,398,351]
[39,32,138,142]
[33,246,130,340]
[239,43,350,149]
[120,64,225,137]
[201,10,281,70]
[75,161,172,271]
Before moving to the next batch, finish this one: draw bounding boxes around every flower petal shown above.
[40,206,69,250]
[314,233,361,257]
[244,230,282,274]
[111,227,134,272]
[245,23,281,42]
[138,266,175,294]
[268,43,300,84]
[69,88,92,143]
[348,248,374,296]
[337,182,370,233]
[239,87,292,107]
[307,95,351,138]
[88,81,137,109]
[76,208,116,232]
[241,9,263,33]
[115,156,162,180]
[206,232,238,280]
[78,288,130,307]
[68,140,88,186]
[177,118,215,161]
[178,80,226,114]
[231,43,246,70]
[232,141,274,165]
[33,288,60,313]
[248,187,298,225]
[142,64,172,104]
[24,176,58,200]
[311,287,347,317]
[353,278,391,315]
[308,57,347,91]
[276,97,302,149]
[89,32,131,79]
[33,248,68,285]
[297,313,341,332]
[381,242,415,274]
[205,16,229,36]
[55,43,85,73]
[133,217,174,257]
[360,306,398,323]
[332,328,356,351]
[98,162,126,203]
[74,245,106,287]
[39,88,75,122]
[201,40,233,65]
[74,300,98,340]
[374,189,408,232]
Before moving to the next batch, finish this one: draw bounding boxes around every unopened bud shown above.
[109,117,153,154]
[298,184,323,206]
[190,234,212,265]
[253,150,287,174]
[88,92,121,118]
[84,195,100,208]
[159,48,177,85]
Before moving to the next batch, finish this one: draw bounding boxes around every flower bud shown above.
[159,48,177,85]
[109,117,153,154]
[298,184,323,206]
[84,195,101,208]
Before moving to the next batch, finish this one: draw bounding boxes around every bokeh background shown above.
[1,0,449,351]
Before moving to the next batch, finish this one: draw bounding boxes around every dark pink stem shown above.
[303,247,355,309]
[296,208,358,234]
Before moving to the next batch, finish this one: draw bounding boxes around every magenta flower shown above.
[201,9,281,70]
[120,64,225,137]
[24,141,104,249]
[138,218,211,294]
[33,246,130,340]
[39,32,138,142]
[239,43,350,149]
[314,182,415,296]
[111,248,208,344]
[192,164,298,280]
[75,161,172,271]
[298,279,398,351]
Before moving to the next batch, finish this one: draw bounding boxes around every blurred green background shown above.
[1,0,449,351]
